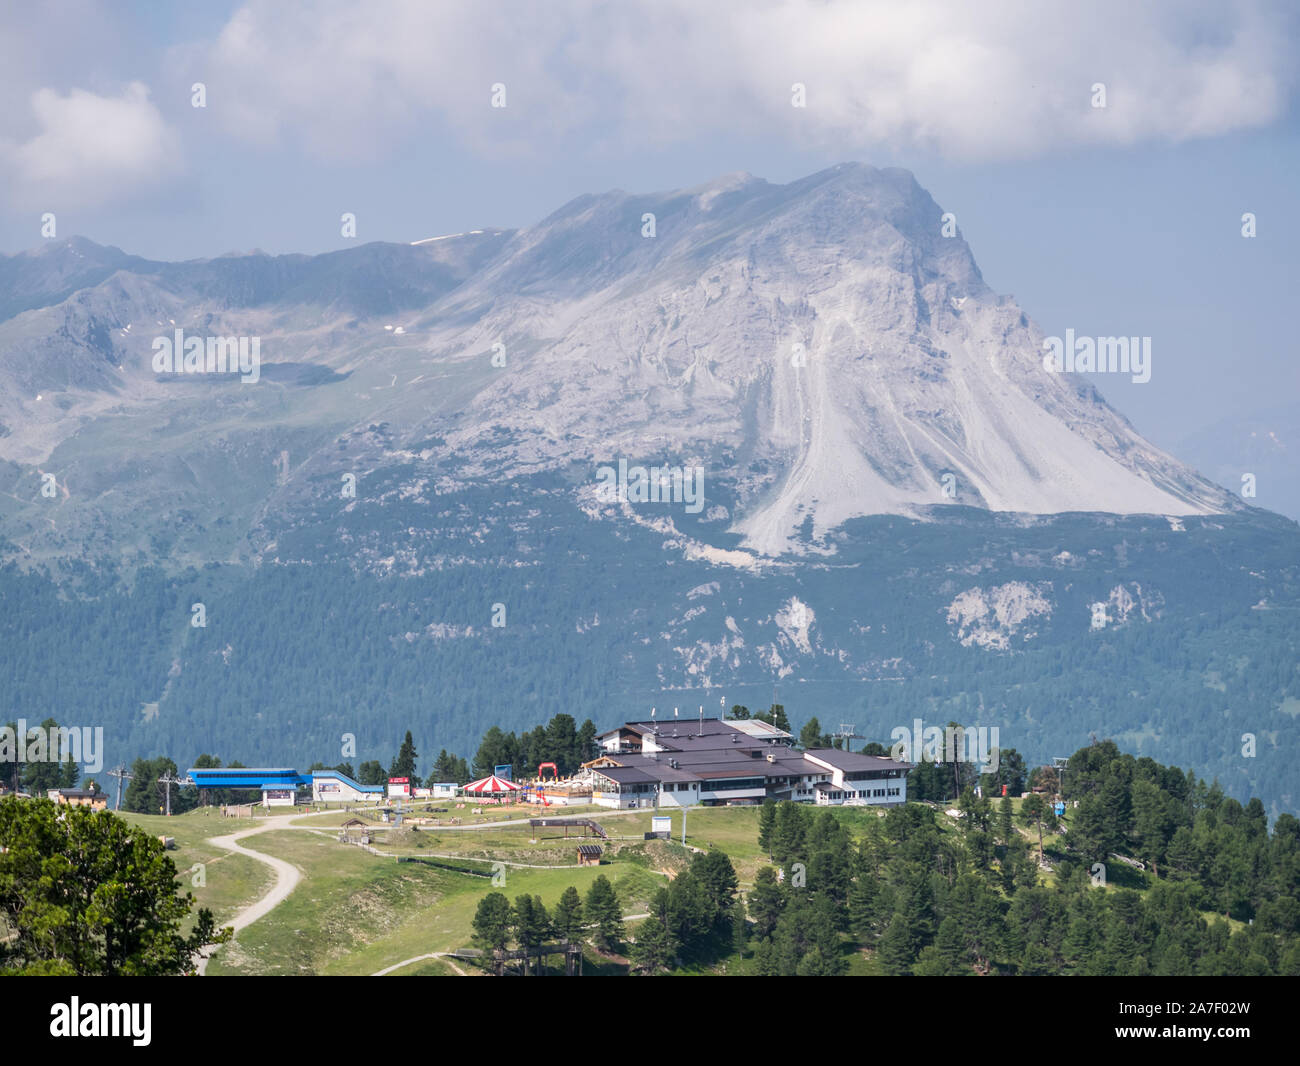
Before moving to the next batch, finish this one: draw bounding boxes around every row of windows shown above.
[702,778,765,791]
[819,786,905,801]
[195,770,297,775]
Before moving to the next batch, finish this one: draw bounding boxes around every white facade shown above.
[652,782,700,809]
[312,774,383,804]
[804,752,908,806]
[262,787,296,807]
[591,781,655,809]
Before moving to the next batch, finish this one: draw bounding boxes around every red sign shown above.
[388,777,410,784]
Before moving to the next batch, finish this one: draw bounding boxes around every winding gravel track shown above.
[194,813,310,975]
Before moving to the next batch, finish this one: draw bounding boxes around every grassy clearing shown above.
[117,806,262,842]
[205,827,670,976]
[116,808,275,932]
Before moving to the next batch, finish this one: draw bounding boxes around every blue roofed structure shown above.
[187,767,310,789]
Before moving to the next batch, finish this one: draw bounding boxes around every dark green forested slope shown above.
[1,494,1296,814]
[627,743,1300,976]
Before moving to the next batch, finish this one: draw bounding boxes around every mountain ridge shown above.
[0,163,1246,561]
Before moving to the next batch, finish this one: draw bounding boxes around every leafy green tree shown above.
[1165,825,1201,881]
[575,719,598,765]
[584,875,623,951]
[389,731,419,785]
[807,822,853,915]
[1071,793,1120,868]
[630,928,677,976]
[542,714,579,775]
[1000,831,1033,895]
[998,795,1014,846]
[945,874,1004,973]
[512,895,551,973]
[725,705,750,720]
[913,917,968,975]
[1132,778,1175,877]
[876,911,916,976]
[748,866,784,941]
[665,871,714,946]
[0,798,230,975]
[428,751,471,784]
[123,756,185,814]
[759,892,846,976]
[554,885,584,941]
[758,799,777,856]
[799,717,830,749]
[980,747,1028,797]
[471,892,512,954]
[15,719,72,795]
[473,726,519,779]
[691,850,739,931]
[1019,793,1055,865]
[430,749,455,781]
[847,859,883,943]
[357,760,386,787]
[771,801,807,866]
[630,888,678,974]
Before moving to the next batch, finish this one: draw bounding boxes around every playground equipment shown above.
[534,763,559,806]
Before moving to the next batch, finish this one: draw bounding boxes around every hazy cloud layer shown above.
[204,0,1296,159]
[0,0,1292,212]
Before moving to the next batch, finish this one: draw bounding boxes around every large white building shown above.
[585,718,911,810]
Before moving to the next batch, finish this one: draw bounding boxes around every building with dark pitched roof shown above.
[585,718,912,809]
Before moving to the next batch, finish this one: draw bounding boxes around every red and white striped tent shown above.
[462,775,522,795]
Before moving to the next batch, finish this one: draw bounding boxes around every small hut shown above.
[338,817,371,845]
[576,844,602,866]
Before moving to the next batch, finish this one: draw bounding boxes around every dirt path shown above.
[190,806,657,976]
[371,952,468,976]
[194,814,314,975]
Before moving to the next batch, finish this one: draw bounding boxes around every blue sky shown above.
[0,0,1296,450]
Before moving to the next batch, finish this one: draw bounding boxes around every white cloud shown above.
[1,82,180,208]
[205,2,595,156]
[203,0,1296,160]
